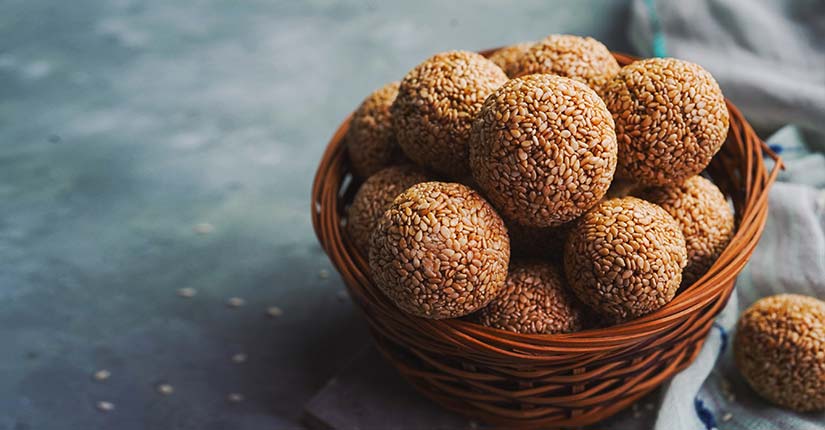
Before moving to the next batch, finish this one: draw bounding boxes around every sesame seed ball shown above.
[475,261,586,334]
[564,197,687,321]
[391,51,508,177]
[346,165,430,256]
[734,294,825,412]
[369,182,510,319]
[604,58,729,186]
[346,81,406,177]
[470,74,617,228]
[509,35,620,95]
[637,176,734,286]
[488,42,534,78]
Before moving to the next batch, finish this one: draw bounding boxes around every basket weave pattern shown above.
[311,51,782,428]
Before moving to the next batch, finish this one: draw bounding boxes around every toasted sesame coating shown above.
[470,74,617,228]
[637,176,734,286]
[507,220,570,260]
[369,182,510,319]
[346,81,406,177]
[604,58,729,186]
[488,42,534,78]
[346,165,430,256]
[392,51,508,177]
[734,294,825,412]
[509,35,620,95]
[564,197,687,321]
[476,261,586,334]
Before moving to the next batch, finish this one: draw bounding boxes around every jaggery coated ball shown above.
[488,42,534,78]
[734,294,825,412]
[604,58,729,186]
[475,261,586,334]
[346,81,406,177]
[369,182,510,319]
[564,197,687,321]
[637,176,734,286]
[509,35,620,95]
[391,51,508,177]
[470,74,617,228]
[346,165,430,256]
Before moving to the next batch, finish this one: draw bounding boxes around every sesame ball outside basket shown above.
[470,74,617,228]
[346,81,406,177]
[369,181,510,319]
[564,197,687,322]
[734,294,825,412]
[392,51,508,178]
[637,176,734,286]
[345,165,430,256]
[488,42,534,78]
[509,34,620,96]
[475,261,587,334]
[604,58,729,186]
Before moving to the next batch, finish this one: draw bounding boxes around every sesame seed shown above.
[96,401,115,412]
[93,369,111,381]
[193,222,214,235]
[157,383,174,395]
[722,412,733,422]
[266,306,283,318]
[226,297,245,308]
[318,269,329,279]
[231,353,247,364]
[177,287,197,298]
[227,393,244,403]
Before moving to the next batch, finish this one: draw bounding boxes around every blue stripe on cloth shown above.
[644,0,667,57]
[712,322,729,354]
[694,397,718,430]
[768,143,784,154]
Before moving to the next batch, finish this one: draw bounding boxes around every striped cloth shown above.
[629,1,825,428]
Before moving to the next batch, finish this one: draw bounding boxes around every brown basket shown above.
[311,50,782,428]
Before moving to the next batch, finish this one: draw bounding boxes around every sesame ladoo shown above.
[604,58,729,186]
[369,182,510,319]
[392,51,508,177]
[346,81,405,177]
[509,34,620,95]
[564,197,687,321]
[488,42,534,78]
[476,261,586,334]
[734,294,825,412]
[637,176,734,286]
[470,74,617,228]
[346,165,430,255]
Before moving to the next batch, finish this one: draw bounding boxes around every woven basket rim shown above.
[312,49,782,349]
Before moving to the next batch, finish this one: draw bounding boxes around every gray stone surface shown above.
[0,1,632,428]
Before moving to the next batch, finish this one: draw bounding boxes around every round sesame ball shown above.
[604,58,729,186]
[637,176,734,286]
[470,74,617,228]
[564,197,687,321]
[509,35,620,95]
[734,294,825,412]
[391,51,508,178]
[475,261,586,334]
[346,165,430,256]
[488,42,534,78]
[346,81,406,177]
[369,182,510,319]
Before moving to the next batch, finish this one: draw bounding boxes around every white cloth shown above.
[629,0,825,428]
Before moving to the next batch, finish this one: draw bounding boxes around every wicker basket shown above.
[311,50,782,428]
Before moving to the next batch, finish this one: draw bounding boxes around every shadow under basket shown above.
[311,50,782,429]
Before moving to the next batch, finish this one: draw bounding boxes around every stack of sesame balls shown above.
[346,34,735,328]
[343,36,825,411]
